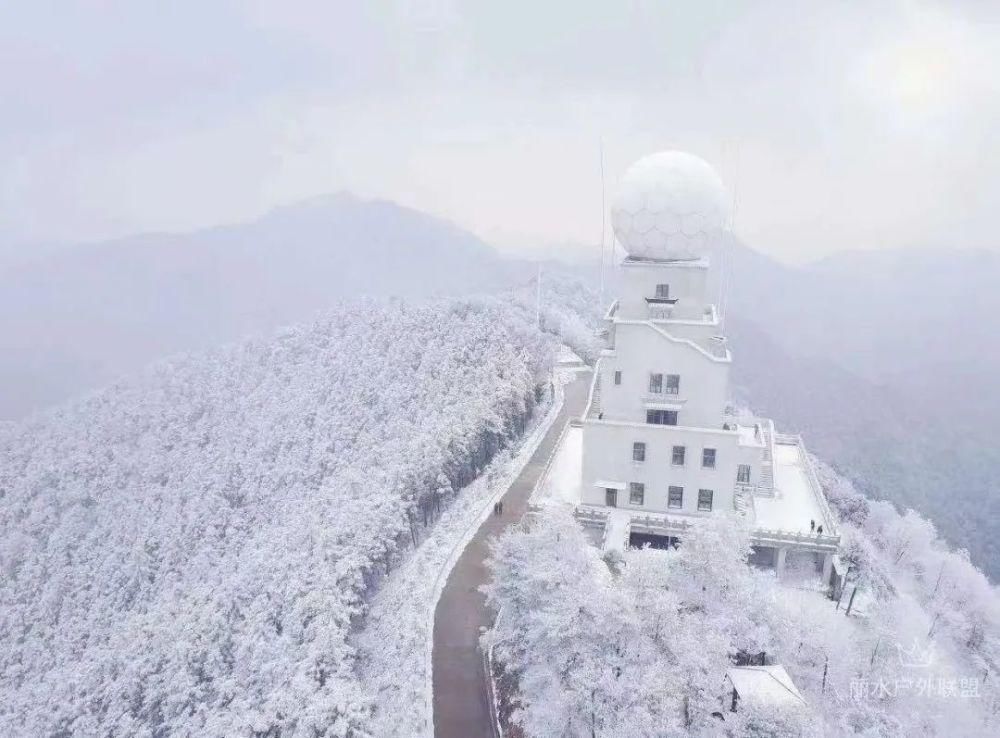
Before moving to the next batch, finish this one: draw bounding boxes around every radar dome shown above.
[610,151,728,261]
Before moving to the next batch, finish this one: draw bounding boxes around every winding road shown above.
[432,370,592,738]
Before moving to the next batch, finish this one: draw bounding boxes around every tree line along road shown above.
[432,370,593,738]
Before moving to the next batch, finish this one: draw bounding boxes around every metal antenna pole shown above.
[598,138,607,313]
[535,262,542,328]
[720,142,740,334]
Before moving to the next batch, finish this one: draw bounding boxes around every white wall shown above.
[617,259,711,321]
[599,323,730,428]
[581,420,741,515]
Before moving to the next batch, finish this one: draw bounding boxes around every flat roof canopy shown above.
[594,480,627,490]
[643,400,684,411]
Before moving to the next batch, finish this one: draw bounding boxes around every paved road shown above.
[432,370,592,738]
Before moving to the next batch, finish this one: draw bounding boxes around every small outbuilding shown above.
[723,664,807,714]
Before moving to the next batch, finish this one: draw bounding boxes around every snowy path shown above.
[431,370,593,738]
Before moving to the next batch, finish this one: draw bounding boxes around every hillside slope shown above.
[0,194,530,418]
[0,297,553,737]
[707,241,1000,578]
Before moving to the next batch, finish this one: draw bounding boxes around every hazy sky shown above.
[2,1,998,263]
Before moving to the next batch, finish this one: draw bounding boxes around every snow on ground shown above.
[352,374,567,738]
[753,442,831,534]
[603,509,632,552]
[532,423,583,506]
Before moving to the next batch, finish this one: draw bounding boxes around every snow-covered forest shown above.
[0,297,555,736]
[486,464,1000,737]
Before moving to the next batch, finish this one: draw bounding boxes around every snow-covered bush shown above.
[0,297,554,737]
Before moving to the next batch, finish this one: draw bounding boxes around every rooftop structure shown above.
[724,665,807,712]
[533,151,841,585]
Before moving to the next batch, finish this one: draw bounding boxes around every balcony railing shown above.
[750,527,840,551]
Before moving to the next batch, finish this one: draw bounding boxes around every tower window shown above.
[648,373,663,393]
[672,445,686,465]
[668,486,684,509]
[646,409,677,426]
[698,489,714,512]
[614,370,622,385]
[665,374,680,395]
[702,448,716,468]
[655,284,670,299]
[632,442,646,462]
[737,464,751,484]
[629,482,645,506]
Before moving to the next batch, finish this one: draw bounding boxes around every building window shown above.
[655,283,670,299]
[632,442,646,462]
[605,488,618,507]
[665,374,680,395]
[613,370,622,385]
[648,373,663,393]
[629,482,645,506]
[737,464,751,484]
[702,448,716,468]
[672,445,686,465]
[698,489,714,512]
[646,409,678,426]
[668,486,683,509]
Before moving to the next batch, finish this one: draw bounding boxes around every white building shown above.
[537,151,840,584]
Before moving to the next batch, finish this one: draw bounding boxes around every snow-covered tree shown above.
[0,296,555,737]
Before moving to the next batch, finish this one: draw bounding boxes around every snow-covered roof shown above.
[644,399,684,411]
[556,345,586,368]
[735,423,765,448]
[753,441,835,536]
[727,665,806,707]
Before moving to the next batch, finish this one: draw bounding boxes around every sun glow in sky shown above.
[1,1,998,264]
[887,42,955,112]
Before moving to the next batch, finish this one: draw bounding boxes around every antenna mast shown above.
[535,262,542,328]
[598,138,607,313]
[719,142,740,334]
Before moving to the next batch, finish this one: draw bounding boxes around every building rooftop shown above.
[530,420,840,554]
[752,440,838,540]
[727,665,806,708]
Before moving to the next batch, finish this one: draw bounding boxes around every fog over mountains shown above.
[0,194,531,418]
[2,195,996,577]
[722,243,1000,578]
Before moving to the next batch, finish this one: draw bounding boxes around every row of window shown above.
[625,482,714,511]
[632,442,715,468]
[646,409,678,425]
[610,370,681,396]
[649,373,680,395]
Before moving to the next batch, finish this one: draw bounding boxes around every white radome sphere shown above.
[611,151,728,261]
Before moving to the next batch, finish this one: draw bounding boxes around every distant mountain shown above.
[0,194,533,418]
[717,241,1000,577]
[728,245,1000,380]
